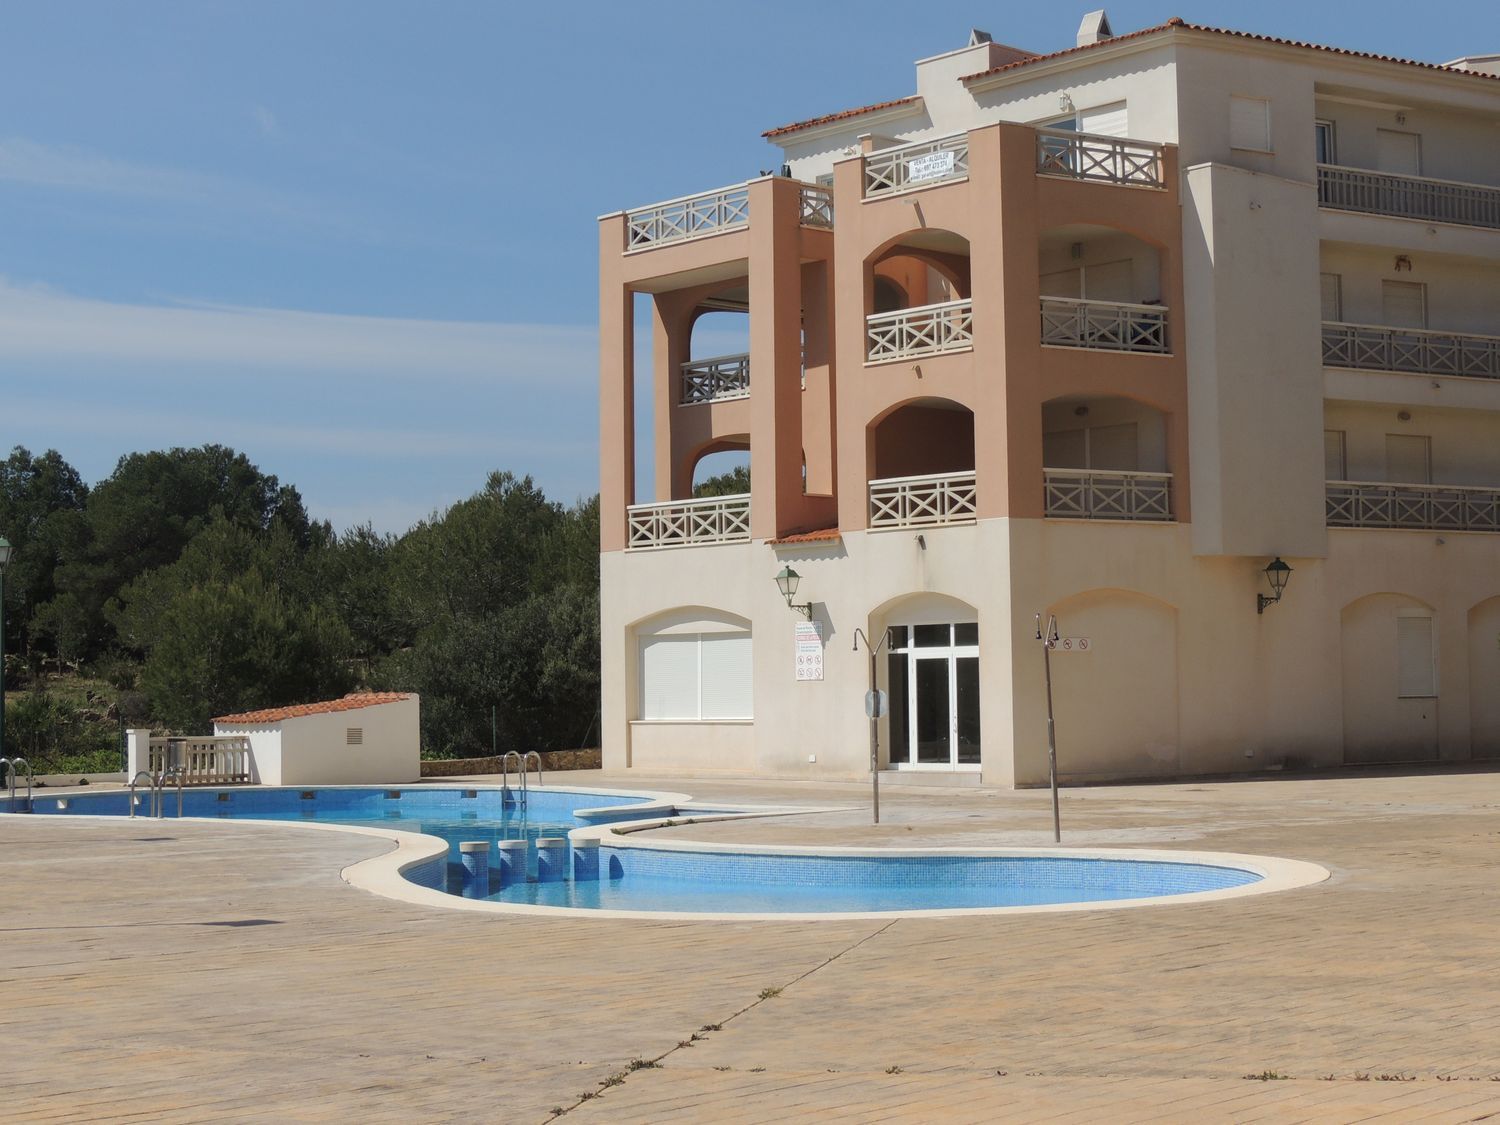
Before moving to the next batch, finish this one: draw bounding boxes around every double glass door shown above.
[887,623,981,769]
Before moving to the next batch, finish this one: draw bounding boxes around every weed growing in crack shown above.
[758,987,783,1000]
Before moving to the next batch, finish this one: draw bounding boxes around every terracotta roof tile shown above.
[962,19,1500,84]
[763,96,922,139]
[214,693,412,725]
[768,527,843,545]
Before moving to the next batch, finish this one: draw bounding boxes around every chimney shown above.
[1077,9,1114,48]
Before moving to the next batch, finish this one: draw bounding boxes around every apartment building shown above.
[597,13,1500,786]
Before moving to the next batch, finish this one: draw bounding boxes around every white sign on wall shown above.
[907,150,956,183]
[794,620,825,681]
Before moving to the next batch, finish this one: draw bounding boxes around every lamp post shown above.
[1257,557,1293,614]
[0,535,12,764]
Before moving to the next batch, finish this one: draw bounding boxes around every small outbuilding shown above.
[212,692,420,786]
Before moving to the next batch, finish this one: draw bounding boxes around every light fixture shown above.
[1257,557,1292,615]
[1059,92,1074,113]
[774,565,813,619]
[1395,254,1413,272]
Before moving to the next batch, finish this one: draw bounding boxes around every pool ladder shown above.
[129,766,186,819]
[500,751,543,809]
[1,757,34,813]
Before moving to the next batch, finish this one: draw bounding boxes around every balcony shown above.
[680,353,750,405]
[625,183,833,251]
[868,471,977,529]
[1327,481,1500,532]
[1044,469,1173,522]
[1317,165,1500,231]
[1322,322,1500,381]
[626,494,751,549]
[866,299,974,363]
[1040,297,1169,354]
[864,134,969,197]
[1035,129,1165,189]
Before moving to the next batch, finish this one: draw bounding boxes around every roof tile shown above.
[214,693,412,725]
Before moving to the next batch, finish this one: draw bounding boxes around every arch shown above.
[1467,596,1500,759]
[868,397,975,481]
[630,605,751,634]
[1340,592,1439,764]
[869,590,979,628]
[685,439,750,497]
[866,228,973,309]
[688,307,749,361]
[1044,588,1180,779]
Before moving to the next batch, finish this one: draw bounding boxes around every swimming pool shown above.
[4,785,1327,918]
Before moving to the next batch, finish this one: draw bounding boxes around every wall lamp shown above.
[774,565,814,620]
[1257,557,1293,614]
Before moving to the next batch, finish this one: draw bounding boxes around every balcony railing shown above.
[1327,481,1500,532]
[626,184,750,249]
[680,353,750,405]
[867,298,974,363]
[864,134,969,196]
[147,737,252,785]
[1040,297,1169,354]
[1322,322,1500,381]
[800,185,834,228]
[1317,164,1500,231]
[1044,469,1173,521]
[1035,129,1165,188]
[869,471,977,529]
[627,493,751,549]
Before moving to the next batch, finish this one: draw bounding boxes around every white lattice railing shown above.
[868,471,977,528]
[1035,129,1165,188]
[1327,481,1500,532]
[866,299,974,363]
[1040,297,1169,354]
[799,185,833,228]
[148,737,253,785]
[864,134,969,196]
[1044,469,1173,522]
[627,494,752,549]
[626,184,751,249]
[680,353,750,404]
[1322,322,1500,381]
[1318,165,1500,230]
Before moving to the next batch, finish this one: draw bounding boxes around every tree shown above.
[0,446,88,664]
[692,464,751,497]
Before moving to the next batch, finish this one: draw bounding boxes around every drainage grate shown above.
[385,790,401,799]
[199,919,284,928]
[463,789,478,799]
[300,791,316,800]
[216,793,231,802]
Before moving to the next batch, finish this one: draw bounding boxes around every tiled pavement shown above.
[3,768,1500,1121]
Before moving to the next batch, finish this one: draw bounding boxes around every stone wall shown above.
[419,749,601,778]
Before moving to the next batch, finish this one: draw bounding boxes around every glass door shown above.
[885,622,981,769]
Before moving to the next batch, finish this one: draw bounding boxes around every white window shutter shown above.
[640,636,699,720]
[1396,616,1435,698]
[1381,280,1426,329]
[1320,273,1342,322]
[1229,96,1271,151]
[699,633,753,719]
[1078,101,1127,137]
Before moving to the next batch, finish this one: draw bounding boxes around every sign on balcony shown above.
[908,150,956,184]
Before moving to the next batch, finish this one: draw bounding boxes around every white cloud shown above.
[251,105,280,139]
[0,277,595,382]
[0,136,227,202]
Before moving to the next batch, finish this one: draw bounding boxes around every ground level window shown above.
[886,622,980,769]
[639,632,752,721]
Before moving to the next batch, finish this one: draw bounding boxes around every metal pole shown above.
[491,705,497,759]
[853,627,893,826]
[1039,614,1061,844]
[0,564,6,766]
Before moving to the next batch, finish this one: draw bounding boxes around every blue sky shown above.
[1,1,1490,532]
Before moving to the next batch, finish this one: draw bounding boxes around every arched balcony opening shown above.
[681,289,750,405]
[1038,225,1169,354]
[1042,395,1173,521]
[868,398,976,528]
[691,444,751,497]
[628,439,751,550]
[866,230,973,363]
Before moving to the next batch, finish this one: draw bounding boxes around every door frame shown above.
[886,620,981,771]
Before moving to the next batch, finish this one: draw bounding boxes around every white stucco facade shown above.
[213,694,421,786]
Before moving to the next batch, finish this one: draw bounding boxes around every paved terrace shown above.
[3,768,1500,1122]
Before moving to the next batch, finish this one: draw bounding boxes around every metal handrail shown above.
[523,751,543,791]
[128,769,163,819]
[500,750,525,809]
[2,757,33,812]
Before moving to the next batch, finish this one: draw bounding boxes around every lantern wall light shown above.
[1257,556,1292,614]
[774,565,814,620]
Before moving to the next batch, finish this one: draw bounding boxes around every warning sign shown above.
[794,620,824,681]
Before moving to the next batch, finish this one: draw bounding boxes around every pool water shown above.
[9,785,1263,914]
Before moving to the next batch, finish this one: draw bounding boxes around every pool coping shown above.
[3,784,1331,921]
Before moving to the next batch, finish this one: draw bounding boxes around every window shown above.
[1043,422,1139,471]
[1320,273,1343,322]
[639,632,752,720]
[1382,280,1426,329]
[1229,96,1271,152]
[1385,433,1431,484]
[1396,615,1436,698]
[1314,119,1337,164]
[1324,430,1346,481]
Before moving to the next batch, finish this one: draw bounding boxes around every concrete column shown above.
[125,729,152,778]
[458,841,491,899]
[598,213,635,552]
[572,837,601,882]
[833,154,871,532]
[534,837,568,883]
[495,839,527,888]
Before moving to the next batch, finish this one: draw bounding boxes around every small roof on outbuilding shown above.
[214,692,412,725]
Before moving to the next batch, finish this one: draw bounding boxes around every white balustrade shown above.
[1322,322,1500,381]
[1318,165,1500,230]
[680,353,750,404]
[868,471,977,528]
[626,184,751,249]
[1326,481,1500,532]
[1044,469,1173,522]
[1040,297,1169,354]
[148,736,253,785]
[864,134,969,196]
[627,494,752,549]
[866,299,974,362]
[799,185,834,228]
[1035,129,1165,188]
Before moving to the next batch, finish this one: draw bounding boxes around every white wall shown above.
[214,697,419,786]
